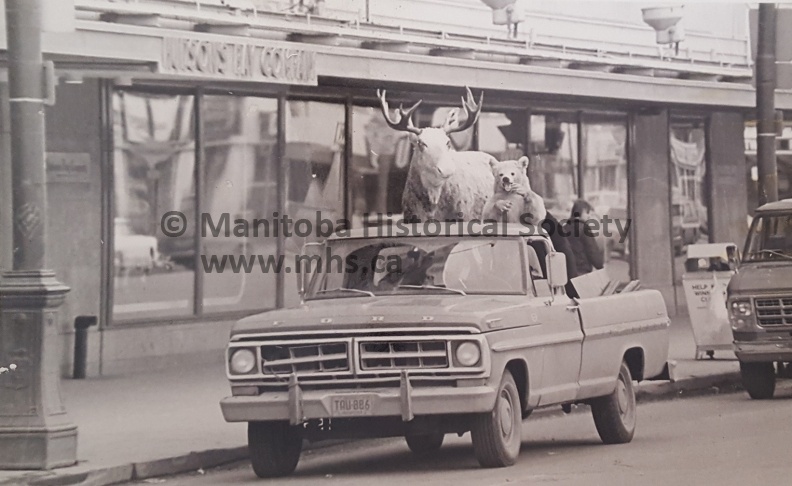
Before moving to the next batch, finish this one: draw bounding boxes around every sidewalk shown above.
[0,316,741,486]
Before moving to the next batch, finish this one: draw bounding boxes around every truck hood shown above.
[728,262,792,295]
[230,294,535,337]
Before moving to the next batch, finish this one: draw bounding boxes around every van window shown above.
[744,214,792,261]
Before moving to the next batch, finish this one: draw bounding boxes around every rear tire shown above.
[470,370,522,468]
[405,432,445,455]
[248,421,303,478]
[740,361,776,400]
[590,361,636,444]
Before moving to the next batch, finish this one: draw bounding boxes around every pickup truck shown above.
[727,198,792,399]
[219,223,671,478]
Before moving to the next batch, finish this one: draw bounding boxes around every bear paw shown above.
[495,200,513,213]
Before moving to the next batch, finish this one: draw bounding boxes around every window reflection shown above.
[670,122,708,249]
[478,111,527,160]
[112,91,195,319]
[671,119,709,308]
[581,116,629,284]
[350,106,411,226]
[284,101,345,306]
[201,96,278,313]
[530,113,578,221]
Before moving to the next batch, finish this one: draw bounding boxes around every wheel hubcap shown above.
[499,391,514,437]
[617,380,629,415]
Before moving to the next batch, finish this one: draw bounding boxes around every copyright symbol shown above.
[161,211,187,237]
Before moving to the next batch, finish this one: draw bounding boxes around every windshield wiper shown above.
[316,287,375,297]
[397,284,467,296]
[752,249,792,261]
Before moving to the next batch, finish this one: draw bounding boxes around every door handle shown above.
[566,305,579,312]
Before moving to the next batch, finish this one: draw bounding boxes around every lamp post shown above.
[756,3,779,206]
[0,0,77,469]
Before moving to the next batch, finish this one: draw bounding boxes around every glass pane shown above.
[529,113,578,221]
[349,105,412,226]
[670,122,708,245]
[112,91,195,320]
[582,117,630,284]
[670,120,709,303]
[744,214,792,261]
[201,96,278,313]
[479,111,527,160]
[284,101,345,306]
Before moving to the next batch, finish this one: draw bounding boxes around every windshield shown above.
[304,236,526,299]
[743,213,792,262]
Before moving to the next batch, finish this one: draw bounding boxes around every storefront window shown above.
[670,119,709,306]
[282,101,345,305]
[529,112,578,221]
[478,111,527,161]
[582,115,630,283]
[112,91,196,320]
[201,96,278,313]
[349,105,412,226]
[670,121,708,245]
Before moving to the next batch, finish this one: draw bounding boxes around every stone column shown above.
[629,110,676,315]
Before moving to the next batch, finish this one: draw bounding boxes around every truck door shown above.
[526,239,584,406]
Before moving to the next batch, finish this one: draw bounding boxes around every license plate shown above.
[331,394,376,417]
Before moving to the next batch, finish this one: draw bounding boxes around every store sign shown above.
[46,153,91,183]
[160,36,318,85]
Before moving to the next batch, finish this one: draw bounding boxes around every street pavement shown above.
[0,315,742,486]
[152,383,792,486]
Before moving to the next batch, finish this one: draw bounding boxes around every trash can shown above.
[681,243,739,360]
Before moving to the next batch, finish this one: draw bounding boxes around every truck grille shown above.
[755,297,792,327]
[359,340,449,370]
[260,342,349,375]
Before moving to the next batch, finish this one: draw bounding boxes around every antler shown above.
[377,89,422,135]
[444,86,484,135]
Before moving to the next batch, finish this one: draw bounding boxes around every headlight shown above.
[455,341,481,367]
[229,348,257,374]
[730,299,752,317]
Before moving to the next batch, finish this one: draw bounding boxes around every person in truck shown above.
[563,199,604,276]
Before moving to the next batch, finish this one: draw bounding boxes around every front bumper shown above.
[220,374,497,424]
[734,339,792,362]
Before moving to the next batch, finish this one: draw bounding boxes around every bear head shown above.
[489,156,531,193]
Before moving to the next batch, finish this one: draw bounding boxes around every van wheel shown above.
[405,432,444,455]
[590,361,636,444]
[470,370,522,468]
[248,421,303,478]
[740,362,776,400]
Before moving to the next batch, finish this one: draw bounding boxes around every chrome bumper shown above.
[734,340,792,362]
[220,372,497,424]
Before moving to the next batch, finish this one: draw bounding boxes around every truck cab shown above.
[728,198,792,399]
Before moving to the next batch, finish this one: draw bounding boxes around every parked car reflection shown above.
[114,217,159,273]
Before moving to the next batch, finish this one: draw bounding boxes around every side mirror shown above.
[546,252,568,289]
[297,241,325,300]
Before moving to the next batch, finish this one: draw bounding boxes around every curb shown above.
[636,371,742,401]
[0,372,743,486]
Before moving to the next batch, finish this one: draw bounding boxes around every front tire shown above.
[405,432,444,455]
[470,370,522,468]
[248,421,303,478]
[740,361,776,400]
[590,361,636,444]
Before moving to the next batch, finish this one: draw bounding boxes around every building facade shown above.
[0,0,788,376]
